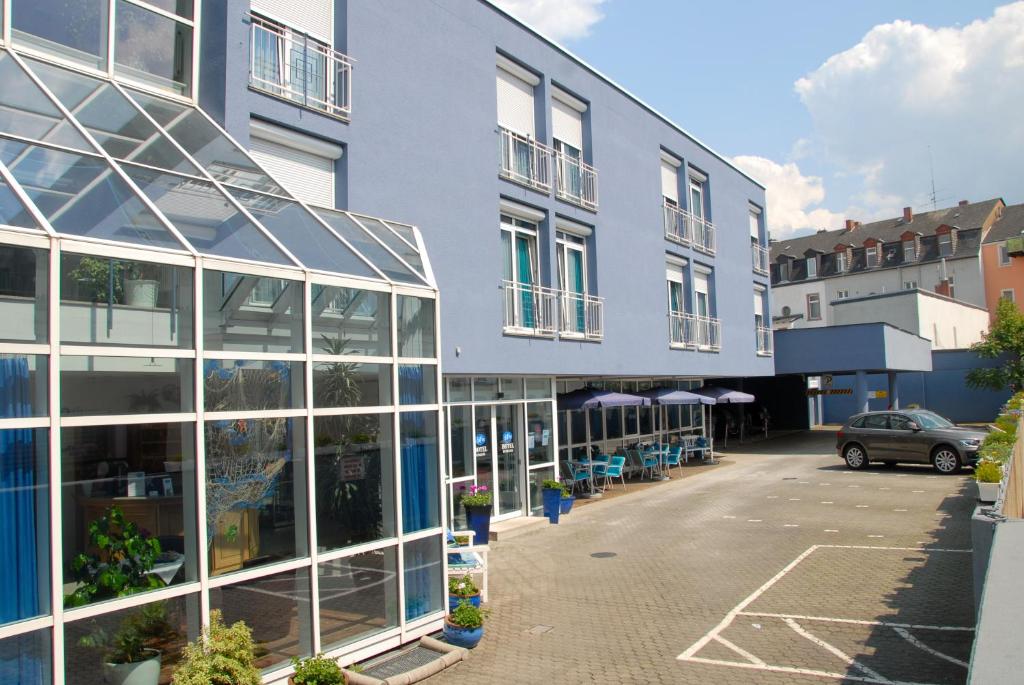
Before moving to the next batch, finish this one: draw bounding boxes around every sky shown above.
[490,0,1023,239]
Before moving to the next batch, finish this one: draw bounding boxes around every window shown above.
[501,214,541,330]
[862,414,889,429]
[666,260,686,345]
[1001,289,1015,303]
[903,239,916,262]
[806,293,821,320]
[904,281,918,290]
[889,415,914,431]
[781,305,791,317]
[835,251,847,272]
[779,260,790,282]
[806,256,817,279]
[948,274,956,298]
[753,289,766,329]
[557,232,588,335]
[249,121,341,207]
[661,157,680,206]
[694,268,711,317]
[836,289,849,300]
[865,245,878,267]
[552,88,586,203]
[749,208,761,243]
[689,178,705,221]
[999,242,1011,266]
[938,232,952,257]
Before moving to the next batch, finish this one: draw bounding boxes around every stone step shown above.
[488,515,549,542]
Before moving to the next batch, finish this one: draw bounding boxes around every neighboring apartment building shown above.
[770,200,1006,333]
[0,0,773,682]
[981,203,1024,318]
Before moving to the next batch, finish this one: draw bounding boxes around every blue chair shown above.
[639,448,659,479]
[568,458,592,494]
[602,455,627,490]
[664,445,683,475]
[591,453,611,481]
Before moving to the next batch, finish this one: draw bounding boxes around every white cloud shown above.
[794,2,1024,213]
[731,156,845,239]
[490,0,607,41]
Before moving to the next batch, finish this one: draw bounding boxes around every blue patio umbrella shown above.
[639,387,716,453]
[694,386,755,450]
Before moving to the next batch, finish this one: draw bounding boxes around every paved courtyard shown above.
[433,430,976,684]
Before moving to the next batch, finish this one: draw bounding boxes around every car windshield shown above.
[912,411,954,429]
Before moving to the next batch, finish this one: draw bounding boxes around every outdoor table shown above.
[572,460,602,497]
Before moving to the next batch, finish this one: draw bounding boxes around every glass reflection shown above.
[12,0,109,71]
[403,537,442,621]
[203,270,302,353]
[318,549,399,650]
[114,1,193,96]
[61,356,192,416]
[60,254,194,348]
[0,244,47,343]
[313,362,390,408]
[0,429,50,627]
[314,209,424,284]
[396,295,435,358]
[311,285,390,357]
[398,365,436,405]
[527,402,553,465]
[528,466,555,515]
[203,360,302,412]
[448,405,473,479]
[204,418,307,576]
[0,178,42,230]
[400,411,440,534]
[355,215,425,276]
[0,628,51,684]
[314,414,395,551]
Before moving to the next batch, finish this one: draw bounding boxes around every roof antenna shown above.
[928,145,938,210]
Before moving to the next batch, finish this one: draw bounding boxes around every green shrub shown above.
[172,610,260,685]
[292,654,345,685]
[979,441,1013,465]
[993,414,1018,436]
[448,574,479,597]
[541,479,562,490]
[975,461,1003,483]
[447,601,485,629]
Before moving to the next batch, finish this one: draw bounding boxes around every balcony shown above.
[669,312,721,352]
[554,151,599,210]
[498,127,552,192]
[752,243,769,275]
[502,280,556,336]
[559,290,604,341]
[249,15,353,119]
[663,201,691,245]
[756,326,773,356]
[692,216,716,255]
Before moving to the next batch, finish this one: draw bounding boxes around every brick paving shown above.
[431,430,976,684]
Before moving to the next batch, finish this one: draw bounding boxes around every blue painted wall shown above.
[822,350,1011,423]
[200,0,773,378]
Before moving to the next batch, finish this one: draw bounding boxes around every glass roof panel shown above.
[0,176,41,229]
[313,208,426,285]
[352,215,425,276]
[121,163,293,266]
[126,88,287,195]
[0,52,92,151]
[26,58,201,175]
[385,221,418,248]
[226,188,380,280]
[0,138,184,250]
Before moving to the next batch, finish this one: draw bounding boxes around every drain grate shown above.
[361,645,445,680]
[590,551,617,558]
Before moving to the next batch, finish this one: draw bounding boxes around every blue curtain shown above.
[569,250,585,332]
[0,357,45,683]
[516,237,535,328]
[404,540,440,621]
[513,138,531,179]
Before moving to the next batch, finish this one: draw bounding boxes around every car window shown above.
[850,416,866,428]
[862,415,889,429]
[913,412,953,429]
[889,415,914,430]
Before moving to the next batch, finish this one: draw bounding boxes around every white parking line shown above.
[713,635,765,666]
[747,519,763,522]
[785,617,889,682]
[894,509,907,512]
[824,529,839,533]
[789,498,801,501]
[856,505,870,508]
[739,612,974,632]
[893,626,969,668]
[821,501,834,504]
[784,524,800,527]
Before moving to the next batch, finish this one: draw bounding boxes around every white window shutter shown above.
[551,98,583,149]
[666,262,684,283]
[496,67,535,137]
[250,136,336,208]
[661,161,678,202]
[749,211,760,239]
[252,0,332,42]
[694,271,709,294]
[754,290,764,313]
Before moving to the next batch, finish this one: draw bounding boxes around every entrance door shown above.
[494,404,523,517]
[474,406,493,508]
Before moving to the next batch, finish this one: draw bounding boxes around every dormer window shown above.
[806,256,817,279]
[866,245,878,267]
[903,239,915,262]
[938,232,952,257]
[835,251,847,272]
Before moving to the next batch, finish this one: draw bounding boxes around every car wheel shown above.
[844,444,869,470]
[931,447,961,474]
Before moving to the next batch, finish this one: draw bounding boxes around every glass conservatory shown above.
[0,44,445,684]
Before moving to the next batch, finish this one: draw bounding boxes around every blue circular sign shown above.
[475,433,487,447]
[502,431,513,443]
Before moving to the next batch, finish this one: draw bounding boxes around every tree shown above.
[966,299,1024,392]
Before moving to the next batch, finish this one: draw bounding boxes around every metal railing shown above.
[756,326,773,356]
[752,243,769,275]
[669,312,721,351]
[502,280,556,336]
[498,127,552,192]
[664,201,691,245]
[558,290,604,340]
[249,15,353,118]
[692,215,716,254]
[554,151,599,210]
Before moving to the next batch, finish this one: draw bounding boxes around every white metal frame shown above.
[555,232,603,341]
[498,126,552,192]
[752,242,769,275]
[553,147,599,210]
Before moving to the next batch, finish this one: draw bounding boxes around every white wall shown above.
[831,290,989,349]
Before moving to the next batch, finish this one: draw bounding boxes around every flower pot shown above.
[448,592,481,613]
[104,649,161,685]
[977,481,1000,504]
[464,503,492,544]
[559,495,575,514]
[443,619,483,649]
[125,279,159,307]
[541,488,561,524]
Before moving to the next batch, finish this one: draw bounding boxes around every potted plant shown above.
[290,654,346,685]
[443,600,486,649]
[975,460,1002,503]
[458,484,493,544]
[559,485,575,515]
[541,479,562,524]
[172,610,260,685]
[79,618,162,685]
[124,262,162,308]
[448,573,481,613]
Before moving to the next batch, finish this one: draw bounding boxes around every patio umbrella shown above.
[694,386,755,451]
[639,388,716,455]
[556,388,650,496]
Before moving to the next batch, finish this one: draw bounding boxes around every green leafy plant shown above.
[458,484,491,507]
[78,602,175,665]
[967,299,1024,393]
[68,257,161,304]
[975,461,1003,484]
[291,654,346,685]
[64,505,164,608]
[447,600,486,629]
[560,485,572,500]
[172,610,260,685]
[541,479,562,491]
[448,574,479,598]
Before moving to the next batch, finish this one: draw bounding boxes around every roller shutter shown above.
[249,135,335,208]
[252,0,332,41]
[496,67,536,137]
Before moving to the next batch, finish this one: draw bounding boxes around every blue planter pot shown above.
[541,488,561,523]
[560,495,575,514]
[464,504,492,544]
[444,620,484,649]
[448,593,481,613]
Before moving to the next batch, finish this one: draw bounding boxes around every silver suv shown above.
[836,409,986,474]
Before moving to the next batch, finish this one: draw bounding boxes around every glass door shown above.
[474,405,493,515]
[494,403,523,518]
